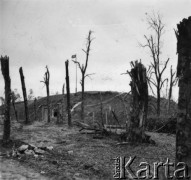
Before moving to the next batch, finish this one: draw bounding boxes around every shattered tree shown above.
[1,56,11,142]
[19,67,29,124]
[175,17,191,175]
[127,60,149,142]
[41,66,50,122]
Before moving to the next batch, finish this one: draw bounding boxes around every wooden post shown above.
[65,60,71,126]
[175,17,191,176]
[19,67,29,124]
[1,56,11,142]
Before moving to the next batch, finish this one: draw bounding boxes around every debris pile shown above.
[9,144,53,158]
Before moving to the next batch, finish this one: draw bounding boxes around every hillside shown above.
[0,91,177,130]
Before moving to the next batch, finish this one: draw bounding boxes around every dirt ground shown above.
[0,121,175,180]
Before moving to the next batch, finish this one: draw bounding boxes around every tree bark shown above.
[176,17,191,177]
[1,56,11,142]
[65,60,71,126]
[19,67,29,124]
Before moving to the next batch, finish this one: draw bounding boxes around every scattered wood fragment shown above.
[116,142,131,146]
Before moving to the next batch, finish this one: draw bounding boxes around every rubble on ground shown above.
[9,144,54,158]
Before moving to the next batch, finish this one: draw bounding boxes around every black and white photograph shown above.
[0,0,191,179]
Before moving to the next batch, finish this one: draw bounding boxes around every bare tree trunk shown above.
[65,60,71,126]
[176,17,191,177]
[19,67,29,124]
[81,74,85,121]
[1,56,11,142]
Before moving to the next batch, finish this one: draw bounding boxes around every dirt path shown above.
[0,157,47,180]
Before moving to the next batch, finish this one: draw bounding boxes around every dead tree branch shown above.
[72,30,94,121]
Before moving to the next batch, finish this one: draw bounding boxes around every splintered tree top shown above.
[176,16,191,78]
[176,16,191,50]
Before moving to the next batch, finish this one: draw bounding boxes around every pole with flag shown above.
[71,54,77,94]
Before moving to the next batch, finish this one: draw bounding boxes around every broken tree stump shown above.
[19,67,29,124]
[126,60,149,143]
[65,60,72,126]
[1,56,11,142]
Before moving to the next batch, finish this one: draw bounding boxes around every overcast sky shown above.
[0,0,191,100]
